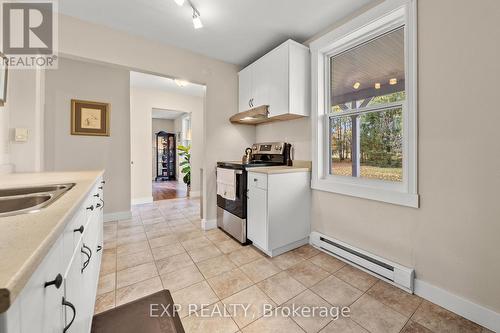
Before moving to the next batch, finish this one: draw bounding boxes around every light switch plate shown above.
[14,128,28,142]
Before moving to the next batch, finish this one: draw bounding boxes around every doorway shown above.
[151,110,191,201]
[130,71,205,205]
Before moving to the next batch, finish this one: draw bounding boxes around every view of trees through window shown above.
[329,26,405,183]
[330,92,404,182]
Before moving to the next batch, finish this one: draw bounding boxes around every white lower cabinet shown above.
[247,171,311,257]
[19,235,65,333]
[0,176,105,333]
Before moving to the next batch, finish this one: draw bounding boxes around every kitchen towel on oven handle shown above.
[216,167,237,201]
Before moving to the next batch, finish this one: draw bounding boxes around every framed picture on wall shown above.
[71,99,110,136]
[0,52,8,107]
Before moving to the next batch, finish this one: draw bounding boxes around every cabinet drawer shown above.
[248,172,267,190]
[62,210,86,268]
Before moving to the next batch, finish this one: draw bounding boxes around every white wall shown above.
[8,69,45,173]
[151,118,175,180]
[130,86,203,203]
[0,82,11,173]
[0,69,45,174]
[255,0,500,319]
[255,117,311,161]
[44,57,131,216]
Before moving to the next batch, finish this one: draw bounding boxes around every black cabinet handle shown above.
[62,297,76,333]
[83,243,93,260]
[73,225,84,234]
[93,193,100,198]
[99,198,105,210]
[101,181,106,184]
[86,205,94,211]
[44,273,63,289]
[97,245,102,252]
[81,245,91,273]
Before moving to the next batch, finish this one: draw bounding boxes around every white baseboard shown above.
[414,279,500,332]
[104,211,132,222]
[189,190,201,198]
[131,196,153,205]
[201,218,217,230]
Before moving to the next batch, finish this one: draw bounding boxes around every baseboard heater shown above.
[310,232,415,293]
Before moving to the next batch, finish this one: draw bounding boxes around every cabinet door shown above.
[238,66,253,112]
[251,57,269,109]
[20,237,65,333]
[263,44,289,117]
[63,241,86,333]
[247,180,268,251]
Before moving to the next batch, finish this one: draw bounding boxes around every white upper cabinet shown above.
[238,40,310,119]
[238,66,253,112]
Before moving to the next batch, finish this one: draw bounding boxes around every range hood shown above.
[230,105,306,125]
[230,105,270,124]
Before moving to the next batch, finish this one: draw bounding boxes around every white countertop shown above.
[0,170,103,312]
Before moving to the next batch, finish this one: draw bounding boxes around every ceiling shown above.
[58,0,374,66]
[332,27,405,105]
[152,108,186,120]
[130,71,205,97]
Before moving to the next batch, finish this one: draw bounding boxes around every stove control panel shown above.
[252,142,285,155]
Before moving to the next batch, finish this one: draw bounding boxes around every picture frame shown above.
[71,99,110,136]
[0,52,8,107]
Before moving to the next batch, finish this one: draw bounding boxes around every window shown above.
[311,0,418,207]
[329,28,405,183]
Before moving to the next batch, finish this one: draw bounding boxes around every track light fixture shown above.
[173,0,203,29]
[192,8,203,29]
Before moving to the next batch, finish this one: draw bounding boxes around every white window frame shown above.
[310,0,419,208]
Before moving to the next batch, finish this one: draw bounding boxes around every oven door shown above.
[216,169,247,218]
[216,168,248,243]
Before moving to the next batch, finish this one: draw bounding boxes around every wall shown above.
[0,82,11,173]
[151,118,175,180]
[255,117,311,161]
[7,69,45,173]
[256,0,500,318]
[0,69,45,174]
[130,86,203,203]
[44,57,131,216]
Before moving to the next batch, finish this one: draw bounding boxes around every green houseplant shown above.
[178,145,191,194]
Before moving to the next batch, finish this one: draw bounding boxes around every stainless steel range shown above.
[216,142,292,244]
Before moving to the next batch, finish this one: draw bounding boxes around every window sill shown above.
[311,179,419,208]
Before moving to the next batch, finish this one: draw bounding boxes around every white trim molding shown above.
[415,279,500,332]
[201,218,217,230]
[131,196,153,205]
[310,0,419,208]
[189,190,201,198]
[104,211,132,222]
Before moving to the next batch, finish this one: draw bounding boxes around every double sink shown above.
[0,183,75,217]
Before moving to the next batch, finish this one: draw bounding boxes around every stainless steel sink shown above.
[0,183,75,217]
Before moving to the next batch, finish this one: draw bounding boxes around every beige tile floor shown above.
[95,197,493,333]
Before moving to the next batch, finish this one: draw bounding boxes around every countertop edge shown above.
[245,166,311,174]
[0,170,104,313]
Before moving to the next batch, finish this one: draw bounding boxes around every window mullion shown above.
[351,115,360,177]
